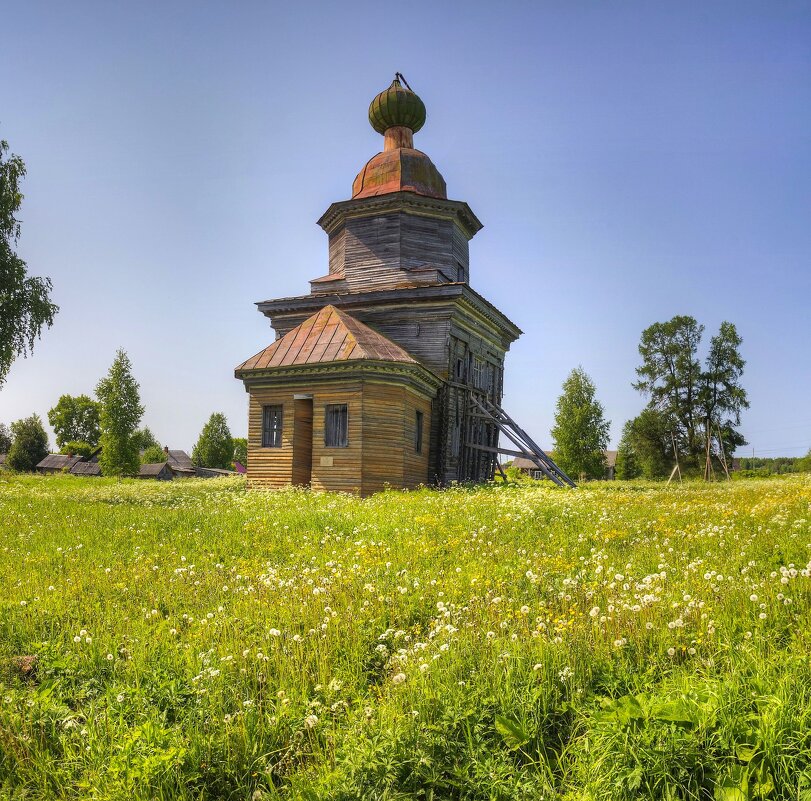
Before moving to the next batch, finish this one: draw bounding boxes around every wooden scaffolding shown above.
[461,392,576,488]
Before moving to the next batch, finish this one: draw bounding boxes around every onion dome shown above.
[368,75,426,134]
[353,74,446,200]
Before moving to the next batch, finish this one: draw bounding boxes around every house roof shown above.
[512,457,544,471]
[139,462,170,477]
[235,304,417,373]
[37,454,84,470]
[513,451,618,471]
[166,449,194,469]
[195,466,236,477]
[70,461,102,476]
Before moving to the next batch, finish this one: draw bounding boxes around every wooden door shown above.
[292,398,313,486]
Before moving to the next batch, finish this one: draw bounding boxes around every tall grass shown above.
[1,473,810,799]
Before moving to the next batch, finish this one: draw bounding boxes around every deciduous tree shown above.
[617,409,674,479]
[60,441,93,458]
[700,322,749,462]
[634,316,748,469]
[7,414,49,472]
[634,316,704,458]
[132,427,160,452]
[96,350,144,477]
[551,367,610,480]
[48,394,101,448]
[192,413,233,470]
[141,444,165,465]
[0,136,58,387]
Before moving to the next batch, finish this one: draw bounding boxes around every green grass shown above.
[1,473,810,800]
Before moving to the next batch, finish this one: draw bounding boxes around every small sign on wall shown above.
[320,456,334,467]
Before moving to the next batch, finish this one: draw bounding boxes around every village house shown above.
[137,462,175,481]
[163,448,197,478]
[36,453,86,474]
[32,445,231,480]
[236,76,572,494]
[512,450,617,480]
[70,461,102,477]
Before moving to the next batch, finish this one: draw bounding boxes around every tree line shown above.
[1,348,247,475]
[547,316,807,480]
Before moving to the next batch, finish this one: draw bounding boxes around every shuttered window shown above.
[415,410,424,454]
[262,405,283,447]
[324,404,348,447]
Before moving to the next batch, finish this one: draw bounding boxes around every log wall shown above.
[291,398,313,486]
[246,388,294,487]
[245,377,433,495]
[326,211,470,292]
[360,382,431,495]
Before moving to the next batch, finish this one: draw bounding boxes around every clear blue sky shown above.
[1,1,809,457]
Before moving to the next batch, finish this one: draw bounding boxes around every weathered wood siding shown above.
[360,382,406,495]
[291,398,313,486]
[329,212,470,292]
[399,215,454,274]
[342,214,401,291]
[361,381,431,495]
[247,381,363,493]
[452,226,469,282]
[403,389,432,488]
[246,389,294,487]
[310,382,363,494]
[328,228,346,275]
[246,378,431,496]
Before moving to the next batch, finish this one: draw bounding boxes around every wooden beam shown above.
[467,443,532,459]
[467,394,575,488]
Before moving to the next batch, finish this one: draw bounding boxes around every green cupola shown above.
[368,74,426,134]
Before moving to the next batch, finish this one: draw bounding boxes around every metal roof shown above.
[236,304,417,373]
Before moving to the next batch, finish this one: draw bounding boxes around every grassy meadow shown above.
[1,473,810,800]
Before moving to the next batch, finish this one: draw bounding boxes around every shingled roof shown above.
[37,454,84,471]
[70,461,102,476]
[139,462,172,477]
[235,305,416,373]
[165,449,194,470]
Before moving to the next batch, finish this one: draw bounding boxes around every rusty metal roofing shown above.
[236,304,417,373]
[352,148,446,200]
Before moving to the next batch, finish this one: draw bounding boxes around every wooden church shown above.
[235,75,572,494]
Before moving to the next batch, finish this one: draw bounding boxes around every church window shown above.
[472,356,485,389]
[415,410,424,454]
[325,404,348,447]
[262,405,283,448]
